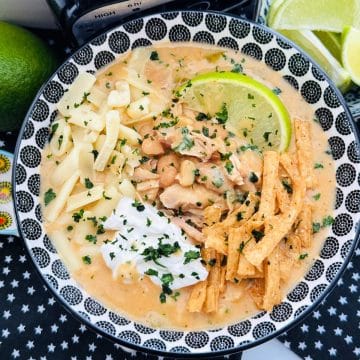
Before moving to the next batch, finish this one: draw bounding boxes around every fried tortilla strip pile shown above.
[188,119,317,313]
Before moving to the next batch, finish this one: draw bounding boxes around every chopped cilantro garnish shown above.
[313,193,321,201]
[251,229,264,242]
[312,222,321,233]
[225,161,234,174]
[299,253,308,260]
[184,250,201,264]
[82,255,91,265]
[215,103,228,124]
[44,188,56,206]
[282,179,293,194]
[150,51,159,61]
[72,209,84,222]
[84,178,94,189]
[132,199,145,212]
[85,234,97,244]
[145,268,158,276]
[314,163,324,169]
[249,172,259,183]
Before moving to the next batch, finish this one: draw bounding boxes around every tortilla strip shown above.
[294,119,316,188]
[262,247,281,311]
[258,151,279,219]
[275,178,290,213]
[279,234,301,280]
[204,204,222,226]
[295,203,312,248]
[219,265,227,294]
[243,179,306,267]
[279,153,299,182]
[222,192,259,228]
[187,281,207,312]
[237,252,257,277]
[247,278,265,309]
[204,252,222,313]
[226,227,246,281]
[203,224,227,255]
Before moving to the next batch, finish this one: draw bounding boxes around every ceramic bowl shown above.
[9,11,360,358]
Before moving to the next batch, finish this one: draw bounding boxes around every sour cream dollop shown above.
[101,197,208,290]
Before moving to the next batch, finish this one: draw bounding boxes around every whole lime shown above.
[0,22,58,131]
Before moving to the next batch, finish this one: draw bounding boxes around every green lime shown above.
[314,31,342,63]
[342,26,360,86]
[280,30,352,92]
[267,0,285,26]
[269,0,360,32]
[0,21,58,131]
[177,72,292,152]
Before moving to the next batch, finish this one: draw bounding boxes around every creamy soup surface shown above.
[41,44,335,330]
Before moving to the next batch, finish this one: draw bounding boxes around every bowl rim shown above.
[12,9,360,358]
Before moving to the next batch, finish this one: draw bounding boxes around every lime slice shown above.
[177,72,291,152]
[269,0,360,32]
[280,30,352,92]
[342,26,360,86]
[314,31,342,63]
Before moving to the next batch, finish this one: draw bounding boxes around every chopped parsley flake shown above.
[145,268,158,276]
[249,172,259,183]
[82,255,91,265]
[85,234,97,244]
[314,162,324,169]
[215,103,228,124]
[313,193,321,201]
[44,188,56,206]
[282,179,293,194]
[299,253,308,260]
[132,199,145,212]
[150,51,159,61]
[84,178,94,189]
[251,229,264,242]
[183,250,201,264]
[72,209,84,222]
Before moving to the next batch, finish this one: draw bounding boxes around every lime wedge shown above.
[269,0,360,32]
[314,31,342,63]
[280,30,352,92]
[342,26,360,86]
[177,72,291,152]
[267,0,285,26]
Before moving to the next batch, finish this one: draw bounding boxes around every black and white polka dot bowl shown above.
[5,11,360,358]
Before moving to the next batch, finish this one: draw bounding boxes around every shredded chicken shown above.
[196,162,234,193]
[171,217,205,243]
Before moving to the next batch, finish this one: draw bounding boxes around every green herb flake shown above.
[215,103,228,124]
[82,255,91,265]
[145,268,158,276]
[183,250,200,264]
[313,193,321,201]
[146,218,152,227]
[44,188,56,206]
[322,215,334,227]
[84,178,94,189]
[312,222,321,233]
[251,229,264,242]
[85,234,97,244]
[225,161,234,174]
[299,253,308,260]
[314,163,324,169]
[150,51,159,61]
[249,172,259,183]
[72,209,84,223]
[282,179,293,194]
